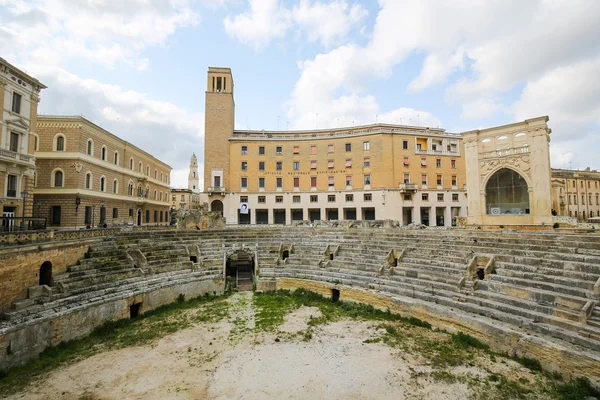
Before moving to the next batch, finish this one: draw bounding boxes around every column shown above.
[413,207,420,224]
[444,206,452,227]
[429,206,436,227]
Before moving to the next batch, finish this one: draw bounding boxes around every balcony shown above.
[207,186,226,194]
[480,146,529,159]
[399,183,418,193]
[0,148,35,167]
[415,148,459,156]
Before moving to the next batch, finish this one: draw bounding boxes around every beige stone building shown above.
[1,58,46,230]
[551,168,600,222]
[204,67,467,225]
[171,188,201,213]
[463,117,553,226]
[34,116,172,228]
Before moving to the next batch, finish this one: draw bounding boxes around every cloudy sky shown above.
[2,0,599,188]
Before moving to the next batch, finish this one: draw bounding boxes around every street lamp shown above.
[20,190,28,230]
[100,200,105,227]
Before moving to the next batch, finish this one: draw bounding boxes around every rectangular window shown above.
[311,145,317,155]
[363,141,370,150]
[422,193,429,201]
[451,159,456,169]
[420,157,426,167]
[181,195,185,201]
[258,196,266,203]
[403,173,410,184]
[311,160,317,169]
[276,196,283,203]
[259,177,265,188]
[438,193,444,202]
[328,176,335,188]
[276,177,282,188]
[276,161,282,171]
[452,175,457,186]
[436,158,441,168]
[582,195,585,205]
[437,175,442,186]
[596,194,599,205]
[293,161,300,170]
[293,145,299,154]
[214,176,221,187]
[404,194,411,201]
[12,92,22,114]
[364,174,371,185]
[346,159,352,168]
[259,161,265,170]
[328,195,335,202]
[241,177,248,188]
[294,177,300,188]
[345,143,351,152]
[84,206,92,224]
[293,195,301,203]
[403,156,409,166]
[346,194,353,202]
[276,146,282,155]
[311,176,317,187]
[240,196,248,202]
[113,208,118,219]
[129,208,134,217]
[421,174,427,185]
[328,160,334,169]
[6,175,17,197]
[453,193,459,202]
[259,146,265,155]
[364,193,372,201]
[310,195,318,203]
[346,175,352,186]
[241,161,247,170]
[402,140,408,150]
[363,157,370,167]
[9,132,19,152]
[241,145,248,155]
[328,144,334,153]
[172,195,176,201]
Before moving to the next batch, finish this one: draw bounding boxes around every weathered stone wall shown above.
[177,210,225,230]
[273,278,600,386]
[0,239,100,309]
[0,278,224,371]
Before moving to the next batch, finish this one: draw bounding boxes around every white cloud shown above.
[223,0,292,49]
[223,0,367,49]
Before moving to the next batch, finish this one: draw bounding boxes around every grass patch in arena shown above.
[0,292,229,396]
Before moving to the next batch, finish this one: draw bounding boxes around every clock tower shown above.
[204,67,234,194]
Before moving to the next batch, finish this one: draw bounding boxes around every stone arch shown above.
[211,200,224,215]
[484,168,530,215]
[51,168,65,187]
[39,261,52,286]
[53,133,66,151]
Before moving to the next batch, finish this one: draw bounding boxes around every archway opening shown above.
[282,250,289,260]
[130,303,142,319]
[211,200,224,216]
[137,209,142,226]
[485,168,530,215]
[39,261,52,286]
[226,251,255,291]
[331,289,340,303]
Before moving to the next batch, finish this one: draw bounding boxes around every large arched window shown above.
[114,151,119,166]
[485,168,529,215]
[113,179,118,194]
[87,139,94,156]
[101,145,107,161]
[52,169,64,187]
[54,134,66,151]
[85,172,92,189]
[100,176,106,192]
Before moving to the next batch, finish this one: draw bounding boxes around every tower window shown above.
[216,77,222,92]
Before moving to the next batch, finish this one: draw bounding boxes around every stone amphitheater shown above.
[1,226,600,397]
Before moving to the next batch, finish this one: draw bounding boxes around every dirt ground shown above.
[4,292,549,400]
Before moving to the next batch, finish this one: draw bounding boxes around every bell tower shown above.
[188,153,199,191]
[204,67,234,192]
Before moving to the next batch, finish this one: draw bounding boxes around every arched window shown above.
[128,181,134,196]
[485,168,530,215]
[101,146,107,161]
[100,176,106,192]
[52,169,64,187]
[113,179,118,194]
[146,165,150,175]
[129,158,134,170]
[159,192,162,201]
[33,134,39,151]
[87,139,94,156]
[54,134,65,151]
[154,169,157,179]
[85,172,92,189]
[160,172,163,181]
[154,190,157,200]
[114,151,119,165]
[138,161,142,173]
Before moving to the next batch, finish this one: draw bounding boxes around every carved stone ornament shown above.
[71,162,83,173]
[479,153,531,177]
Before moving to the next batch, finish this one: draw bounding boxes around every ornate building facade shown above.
[551,168,600,222]
[1,58,46,229]
[34,116,172,228]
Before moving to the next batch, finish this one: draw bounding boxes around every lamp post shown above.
[100,200,105,228]
[20,190,28,231]
[75,196,81,230]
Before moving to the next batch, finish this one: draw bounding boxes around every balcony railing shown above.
[480,146,529,159]
[1,217,47,232]
[207,186,226,192]
[0,148,34,165]
[399,183,418,192]
[415,148,460,156]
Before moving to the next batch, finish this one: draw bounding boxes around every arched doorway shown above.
[226,251,255,291]
[40,261,52,286]
[137,209,142,226]
[211,200,224,216]
[485,168,530,215]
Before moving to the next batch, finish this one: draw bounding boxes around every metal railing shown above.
[1,217,46,232]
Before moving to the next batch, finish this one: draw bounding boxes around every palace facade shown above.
[552,168,600,222]
[1,58,46,228]
[34,116,172,228]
